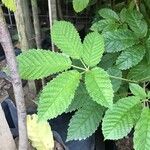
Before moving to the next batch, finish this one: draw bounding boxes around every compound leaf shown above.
[116,45,145,70]
[82,32,104,67]
[85,67,114,108]
[38,70,81,121]
[99,8,120,21]
[73,0,89,12]
[27,114,54,150]
[126,9,148,38]
[52,21,83,59]
[91,19,116,32]
[67,101,104,141]
[17,49,71,80]
[129,83,146,99]
[104,29,138,53]
[102,96,142,140]
[134,108,150,150]
[102,23,120,32]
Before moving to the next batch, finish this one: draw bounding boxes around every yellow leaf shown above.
[2,0,16,12]
[27,114,54,150]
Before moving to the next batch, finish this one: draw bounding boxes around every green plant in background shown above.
[90,5,150,150]
[18,20,114,140]
[72,0,97,13]
[91,7,149,71]
[73,0,90,12]
[102,83,150,150]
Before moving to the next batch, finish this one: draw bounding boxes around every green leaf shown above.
[99,53,119,70]
[120,8,127,23]
[82,32,104,67]
[91,20,117,32]
[129,83,147,99]
[38,70,81,121]
[128,60,150,81]
[134,108,150,150]
[102,23,120,33]
[107,67,122,92]
[52,21,83,59]
[116,45,146,70]
[102,96,142,140]
[66,82,91,113]
[99,8,120,21]
[146,36,150,64]
[17,49,71,80]
[85,67,114,108]
[104,29,138,53]
[126,9,148,37]
[73,0,89,12]
[2,0,16,11]
[67,101,104,141]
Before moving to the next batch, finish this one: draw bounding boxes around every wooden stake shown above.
[48,0,56,52]
[0,6,28,150]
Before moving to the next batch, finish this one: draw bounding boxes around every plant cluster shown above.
[17,2,150,150]
[18,20,113,141]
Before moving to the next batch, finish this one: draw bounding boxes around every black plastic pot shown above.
[49,113,95,150]
[49,113,117,150]
[1,97,18,138]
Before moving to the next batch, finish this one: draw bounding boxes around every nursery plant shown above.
[18,20,113,141]
[17,4,150,150]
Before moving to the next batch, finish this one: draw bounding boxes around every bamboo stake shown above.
[0,6,28,150]
[31,0,41,49]
[48,0,55,52]
[14,0,29,51]
[15,0,37,96]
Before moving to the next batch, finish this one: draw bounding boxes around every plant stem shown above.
[71,65,87,71]
[31,0,42,49]
[110,75,138,83]
[80,58,88,69]
[81,71,86,75]
[134,0,140,11]
[145,82,150,87]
